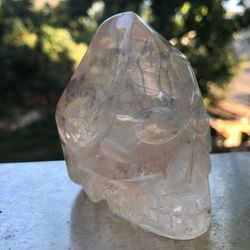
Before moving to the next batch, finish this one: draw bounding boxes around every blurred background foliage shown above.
[0,0,250,162]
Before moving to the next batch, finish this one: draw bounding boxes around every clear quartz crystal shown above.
[56,12,212,240]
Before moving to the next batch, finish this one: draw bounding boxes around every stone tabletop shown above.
[0,152,250,250]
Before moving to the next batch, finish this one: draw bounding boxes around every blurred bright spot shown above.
[240,117,249,125]
[178,30,197,46]
[23,33,37,48]
[210,118,250,147]
[223,0,244,12]
[69,43,88,69]
[3,18,38,49]
[180,36,189,46]
[41,25,87,66]
[199,5,208,16]
[88,0,104,19]
[198,46,207,56]
[33,0,60,10]
[169,38,178,46]
[141,0,153,22]
[173,14,184,29]
[180,2,191,15]
[203,97,210,106]
[173,2,191,29]
[224,127,241,147]
[195,14,203,22]
[187,30,196,39]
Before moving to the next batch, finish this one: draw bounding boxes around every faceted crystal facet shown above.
[56,12,212,240]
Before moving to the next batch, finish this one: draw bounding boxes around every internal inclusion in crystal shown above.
[56,11,212,240]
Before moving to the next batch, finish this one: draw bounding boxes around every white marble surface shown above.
[0,152,250,250]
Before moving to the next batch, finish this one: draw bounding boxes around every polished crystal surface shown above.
[56,12,212,240]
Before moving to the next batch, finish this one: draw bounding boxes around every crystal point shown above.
[56,12,212,240]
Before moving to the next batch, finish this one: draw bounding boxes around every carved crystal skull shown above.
[56,12,212,240]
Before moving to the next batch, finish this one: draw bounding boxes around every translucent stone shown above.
[56,12,212,240]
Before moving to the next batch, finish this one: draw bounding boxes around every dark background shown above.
[0,0,250,162]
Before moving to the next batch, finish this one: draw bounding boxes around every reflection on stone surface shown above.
[56,12,212,239]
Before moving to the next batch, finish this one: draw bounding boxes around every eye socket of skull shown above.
[57,94,117,150]
[134,107,180,144]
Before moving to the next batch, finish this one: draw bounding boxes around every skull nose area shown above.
[134,107,180,144]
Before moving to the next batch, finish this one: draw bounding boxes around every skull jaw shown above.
[75,162,211,240]
[107,191,211,240]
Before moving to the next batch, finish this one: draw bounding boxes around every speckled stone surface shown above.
[0,152,249,250]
